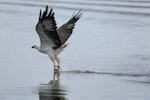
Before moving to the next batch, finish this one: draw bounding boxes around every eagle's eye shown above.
[32,45,35,48]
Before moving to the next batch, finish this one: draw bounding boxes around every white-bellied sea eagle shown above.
[32,6,82,71]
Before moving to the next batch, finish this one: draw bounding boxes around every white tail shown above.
[55,43,68,54]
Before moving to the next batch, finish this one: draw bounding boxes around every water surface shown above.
[0,0,150,100]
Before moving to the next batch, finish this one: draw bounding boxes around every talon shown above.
[54,66,60,70]
[54,66,60,73]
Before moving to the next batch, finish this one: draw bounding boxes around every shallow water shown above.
[0,0,150,100]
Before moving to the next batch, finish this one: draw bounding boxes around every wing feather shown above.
[57,9,82,44]
[36,6,61,47]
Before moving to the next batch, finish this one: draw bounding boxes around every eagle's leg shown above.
[54,55,60,72]
[49,54,56,69]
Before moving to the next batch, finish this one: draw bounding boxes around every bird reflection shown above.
[39,71,67,100]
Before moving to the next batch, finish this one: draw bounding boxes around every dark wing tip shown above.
[71,8,83,20]
[76,8,83,17]
[48,8,54,18]
[40,5,51,21]
[38,6,56,23]
[39,9,42,22]
[46,5,48,9]
[45,5,48,14]
[67,8,82,25]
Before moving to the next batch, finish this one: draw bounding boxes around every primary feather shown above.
[57,9,82,45]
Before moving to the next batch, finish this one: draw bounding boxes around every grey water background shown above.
[1,0,150,100]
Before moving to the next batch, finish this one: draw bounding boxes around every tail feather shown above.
[55,43,68,54]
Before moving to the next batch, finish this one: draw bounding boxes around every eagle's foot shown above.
[54,66,60,73]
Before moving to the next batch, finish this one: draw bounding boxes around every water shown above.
[0,0,150,100]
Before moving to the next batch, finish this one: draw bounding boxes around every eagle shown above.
[32,6,82,72]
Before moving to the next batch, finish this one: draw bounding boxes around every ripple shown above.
[1,1,150,16]
[62,70,150,77]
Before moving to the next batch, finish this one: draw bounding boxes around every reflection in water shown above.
[38,71,67,100]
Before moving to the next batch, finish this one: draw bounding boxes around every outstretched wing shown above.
[36,6,61,47]
[57,9,82,45]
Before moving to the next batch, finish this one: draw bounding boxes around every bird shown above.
[32,6,82,72]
